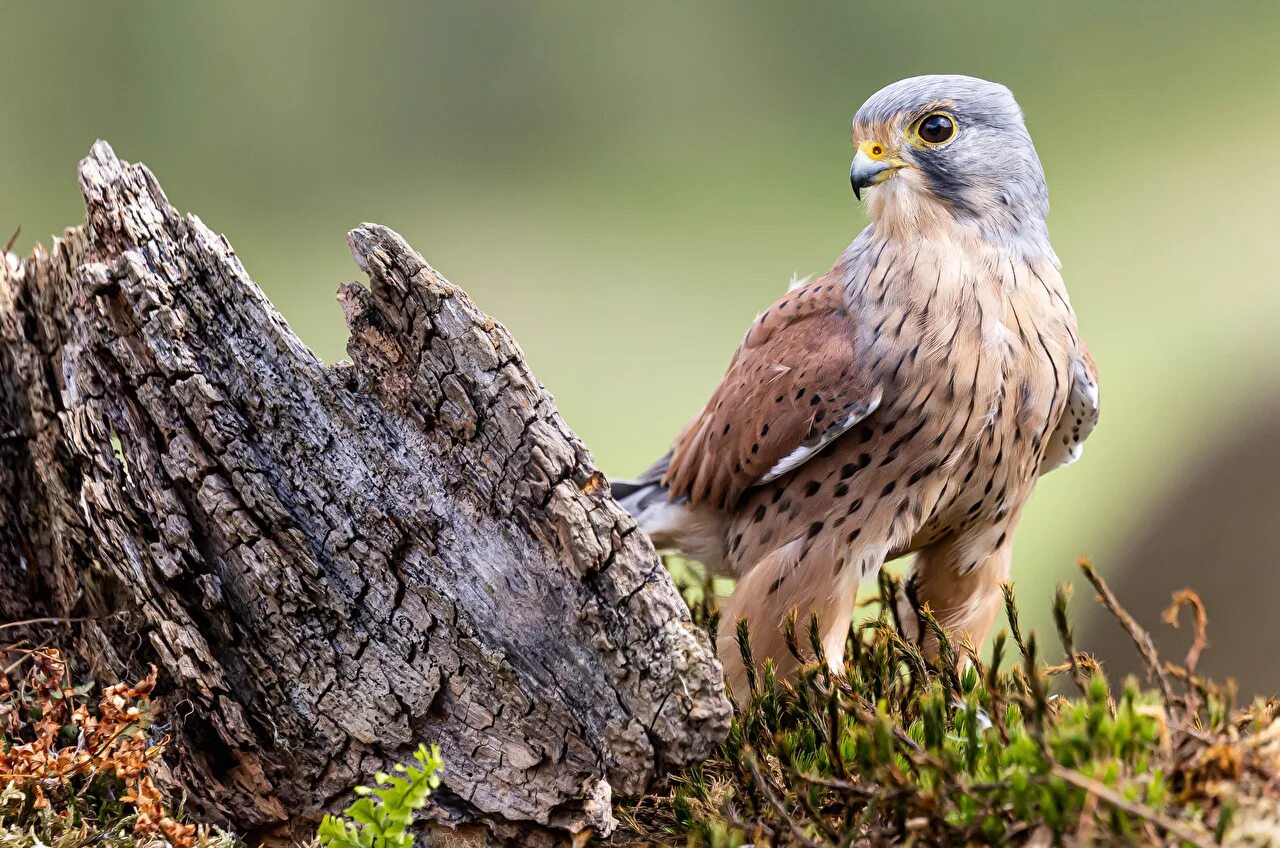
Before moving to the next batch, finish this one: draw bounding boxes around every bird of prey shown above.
[614,75,1098,695]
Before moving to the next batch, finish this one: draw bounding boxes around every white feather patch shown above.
[1041,357,1100,474]
[757,388,884,484]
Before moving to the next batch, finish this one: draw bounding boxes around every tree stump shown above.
[0,142,730,843]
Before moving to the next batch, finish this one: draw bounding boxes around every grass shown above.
[613,559,1280,846]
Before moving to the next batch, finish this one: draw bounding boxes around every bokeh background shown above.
[4,3,1278,693]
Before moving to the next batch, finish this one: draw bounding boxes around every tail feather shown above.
[611,449,673,515]
[611,450,729,574]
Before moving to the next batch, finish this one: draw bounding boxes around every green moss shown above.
[0,787,238,848]
[616,562,1280,847]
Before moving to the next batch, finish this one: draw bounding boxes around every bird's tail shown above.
[612,450,729,573]
[611,450,673,517]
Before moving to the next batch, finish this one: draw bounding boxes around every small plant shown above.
[0,645,231,848]
[317,744,443,848]
[617,559,1280,846]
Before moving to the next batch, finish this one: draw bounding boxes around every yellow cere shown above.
[858,139,889,160]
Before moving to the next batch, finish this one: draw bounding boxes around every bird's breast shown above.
[850,248,1076,538]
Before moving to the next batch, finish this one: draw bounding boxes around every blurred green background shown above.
[4,3,1279,690]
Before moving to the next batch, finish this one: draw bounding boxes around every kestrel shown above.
[614,75,1099,694]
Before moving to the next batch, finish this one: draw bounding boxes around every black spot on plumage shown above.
[723,423,731,435]
[881,481,896,496]
[760,423,770,437]
[807,521,824,539]
[908,463,936,486]
[804,480,821,497]
[996,531,1007,548]
[768,575,785,595]
[810,394,821,406]
[777,497,791,513]
[753,504,766,522]
[847,528,862,543]
[834,482,849,497]
[814,409,826,423]
[751,443,759,454]
[889,418,929,454]
[847,498,863,514]
[771,488,784,503]
[840,463,857,479]
[796,387,806,399]
[858,428,874,444]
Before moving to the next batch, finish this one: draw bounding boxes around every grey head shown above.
[849,74,1051,256]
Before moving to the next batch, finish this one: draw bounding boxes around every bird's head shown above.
[850,75,1050,254]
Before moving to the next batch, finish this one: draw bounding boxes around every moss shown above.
[0,648,236,848]
[615,560,1280,846]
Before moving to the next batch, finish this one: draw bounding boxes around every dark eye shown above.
[918,113,955,145]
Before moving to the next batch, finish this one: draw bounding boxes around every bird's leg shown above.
[715,538,885,699]
[898,529,1016,660]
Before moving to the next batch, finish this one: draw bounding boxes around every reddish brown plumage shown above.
[663,281,875,510]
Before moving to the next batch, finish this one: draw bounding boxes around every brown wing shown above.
[663,279,881,508]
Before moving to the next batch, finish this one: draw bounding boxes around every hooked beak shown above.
[850,140,903,200]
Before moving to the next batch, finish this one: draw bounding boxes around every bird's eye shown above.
[916,113,956,145]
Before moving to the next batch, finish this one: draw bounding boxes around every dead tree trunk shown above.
[0,142,730,843]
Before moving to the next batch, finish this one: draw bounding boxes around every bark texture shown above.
[0,142,730,843]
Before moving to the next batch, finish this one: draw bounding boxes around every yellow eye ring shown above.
[911,111,958,147]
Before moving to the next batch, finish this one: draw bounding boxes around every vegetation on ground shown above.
[317,744,442,848]
[5,559,1279,847]
[0,642,234,848]
[615,559,1280,846]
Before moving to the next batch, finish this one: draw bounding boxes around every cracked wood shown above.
[0,142,731,843]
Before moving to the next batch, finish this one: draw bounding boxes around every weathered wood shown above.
[0,142,730,843]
